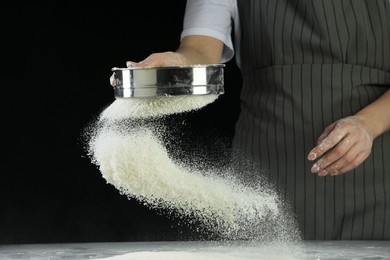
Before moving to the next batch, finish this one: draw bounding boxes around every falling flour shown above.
[86,95,301,242]
[100,95,219,120]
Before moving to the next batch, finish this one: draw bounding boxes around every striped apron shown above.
[234,0,390,239]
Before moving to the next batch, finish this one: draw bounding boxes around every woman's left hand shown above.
[307,115,374,176]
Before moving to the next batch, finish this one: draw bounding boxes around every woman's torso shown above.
[234,0,390,239]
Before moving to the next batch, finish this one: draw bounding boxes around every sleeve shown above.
[180,0,237,63]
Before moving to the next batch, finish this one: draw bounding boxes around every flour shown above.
[99,250,302,260]
[86,94,300,241]
[100,95,219,120]
[100,251,246,260]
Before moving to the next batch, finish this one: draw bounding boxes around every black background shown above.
[3,1,242,244]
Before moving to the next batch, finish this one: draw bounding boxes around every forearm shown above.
[356,89,390,139]
[175,35,224,65]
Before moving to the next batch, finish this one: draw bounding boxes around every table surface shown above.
[1,240,389,259]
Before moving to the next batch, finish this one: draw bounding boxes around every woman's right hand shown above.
[110,34,225,86]
[110,51,188,87]
[110,35,225,86]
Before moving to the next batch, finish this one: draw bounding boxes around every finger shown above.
[126,57,156,68]
[317,123,336,145]
[310,134,355,174]
[110,73,116,87]
[126,59,156,68]
[137,54,164,67]
[336,152,370,175]
[316,142,361,176]
[308,123,336,160]
[126,61,137,67]
[308,124,347,161]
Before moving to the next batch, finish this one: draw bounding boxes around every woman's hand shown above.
[307,115,374,176]
[110,35,224,87]
[126,51,189,68]
[308,89,390,177]
[110,52,188,87]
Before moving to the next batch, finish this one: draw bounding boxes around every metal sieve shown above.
[111,64,225,98]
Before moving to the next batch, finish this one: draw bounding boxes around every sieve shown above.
[111,64,225,98]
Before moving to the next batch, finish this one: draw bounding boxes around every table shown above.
[1,240,389,259]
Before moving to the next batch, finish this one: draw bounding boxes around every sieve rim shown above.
[112,64,225,98]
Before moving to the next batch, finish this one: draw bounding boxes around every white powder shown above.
[100,95,219,120]
[101,251,244,260]
[99,249,303,260]
[86,95,301,241]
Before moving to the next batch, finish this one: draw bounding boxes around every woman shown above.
[111,0,390,239]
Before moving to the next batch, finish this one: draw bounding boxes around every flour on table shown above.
[99,251,243,260]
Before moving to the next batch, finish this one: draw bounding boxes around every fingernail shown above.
[311,164,320,173]
[308,151,317,161]
[110,76,116,86]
